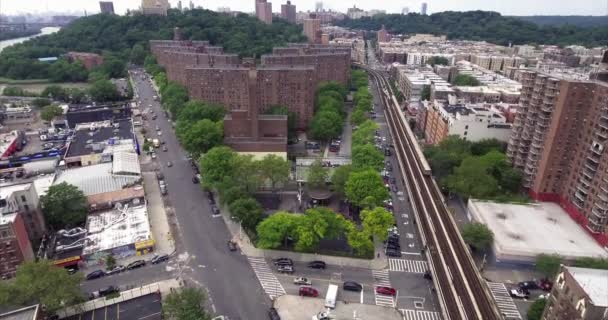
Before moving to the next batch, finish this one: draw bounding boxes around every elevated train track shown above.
[364,65,501,320]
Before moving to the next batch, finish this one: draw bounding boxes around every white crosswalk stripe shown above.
[247,257,286,299]
[372,269,394,307]
[400,309,442,320]
[486,282,522,319]
[388,258,428,273]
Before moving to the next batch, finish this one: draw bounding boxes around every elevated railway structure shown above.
[362,64,502,320]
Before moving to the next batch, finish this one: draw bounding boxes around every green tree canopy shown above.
[352,143,384,171]
[307,159,329,189]
[309,110,343,141]
[40,104,64,122]
[229,197,264,233]
[421,85,431,101]
[331,164,352,196]
[161,81,189,116]
[526,298,547,320]
[129,43,147,65]
[361,207,395,241]
[461,222,494,250]
[48,60,89,82]
[31,98,51,108]
[345,169,389,208]
[351,69,369,89]
[574,257,608,270]
[452,74,481,86]
[352,120,379,146]
[351,108,367,126]
[0,260,84,313]
[258,154,290,190]
[347,229,374,258]
[178,119,223,157]
[200,146,238,189]
[40,182,88,230]
[177,100,226,124]
[256,211,301,249]
[535,254,562,278]
[89,79,121,102]
[163,287,211,320]
[425,56,449,66]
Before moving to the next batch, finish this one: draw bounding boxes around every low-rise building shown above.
[0,181,47,243]
[66,52,104,70]
[0,130,22,159]
[543,266,608,320]
[0,104,33,125]
[0,305,43,320]
[66,103,131,128]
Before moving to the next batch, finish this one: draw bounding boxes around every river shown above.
[0,27,61,53]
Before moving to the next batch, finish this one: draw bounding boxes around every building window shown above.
[21,195,27,203]
[23,205,29,212]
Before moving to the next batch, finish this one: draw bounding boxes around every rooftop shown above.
[468,200,608,262]
[83,203,152,255]
[65,119,134,158]
[0,305,39,320]
[565,266,608,307]
[54,162,141,196]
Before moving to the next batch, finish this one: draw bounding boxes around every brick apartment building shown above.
[280,1,296,24]
[150,40,350,130]
[303,14,321,44]
[507,55,608,245]
[255,0,273,24]
[0,212,35,279]
[541,265,608,320]
[66,52,104,70]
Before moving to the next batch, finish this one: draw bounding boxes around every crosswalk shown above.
[400,309,442,320]
[486,282,522,319]
[389,258,428,273]
[372,269,395,307]
[247,257,286,299]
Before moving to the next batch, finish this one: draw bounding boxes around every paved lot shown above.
[63,292,162,320]
[275,295,403,320]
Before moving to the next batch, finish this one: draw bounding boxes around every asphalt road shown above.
[131,70,272,320]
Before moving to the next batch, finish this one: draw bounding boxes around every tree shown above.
[179,119,223,157]
[161,81,189,116]
[309,110,343,141]
[219,184,247,206]
[40,105,64,122]
[200,146,237,189]
[163,287,211,320]
[89,79,120,102]
[331,165,352,196]
[0,260,84,313]
[352,120,378,146]
[345,169,389,208]
[40,182,88,230]
[42,85,68,100]
[461,222,494,250]
[129,43,147,65]
[307,159,329,189]
[470,138,505,156]
[351,108,367,126]
[230,198,264,232]
[294,207,350,252]
[574,257,608,270]
[256,212,301,249]
[347,229,374,257]
[452,74,481,86]
[100,55,127,78]
[352,143,384,171]
[232,155,262,194]
[31,98,51,108]
[535,254,562,278]
[445,155,499,199]
[361,207,395,241]
[527,298,547,320]
[421,85,431,101]
[258,154,290,190]
[106,255,116,270]
[425,56,449,66]
[317,81,347,99]
[177,101,226,124]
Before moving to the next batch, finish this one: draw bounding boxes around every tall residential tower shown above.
[255,0,273,24]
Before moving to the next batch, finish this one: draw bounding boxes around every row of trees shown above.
[3,79,123,103]
[0,9,306,80]
[336,11,608,47]
[309,82,348,141]
[535,254,608,279]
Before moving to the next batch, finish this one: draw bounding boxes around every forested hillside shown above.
[514,15,608,28]
[0,9,306,80]
[336,11,608,47]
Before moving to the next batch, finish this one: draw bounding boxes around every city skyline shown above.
[0,0,606,16]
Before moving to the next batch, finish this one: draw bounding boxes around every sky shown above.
[1,0,607,16]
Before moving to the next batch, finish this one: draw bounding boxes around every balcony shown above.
[538,112,551,121]
[587,154,601,164]
[596,129,608,141]
[600,118,608,130]
[595,201,608,211]
[583,168,595,180]
[575,190,587,202]
[598,190,608,203]
[588,216,602,229]
[577,183,590,195]
[584,162,598,173]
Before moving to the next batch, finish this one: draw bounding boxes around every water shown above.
[0,26,60,53]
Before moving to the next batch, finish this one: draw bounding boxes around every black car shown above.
[151,254,169,264]
[211,205,220,216]
[518,281,540,291]
[386,249,402,257]
[423,270,432,280]
[273,258,293,266]
[89,286,119,300]
[227,240,238,251]
[127,260,146,270]
[268,307,281,320]
[343,281,363,292]
[85,270,106,280]
[385,243,401,250]
[307,261,326,269]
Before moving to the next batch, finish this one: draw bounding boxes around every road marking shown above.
[247,257,286,299]
[371,269,394,307]
[388,259,428,273]
[486,282,522,319]
[360,289,364,304]
[400,309,442,320]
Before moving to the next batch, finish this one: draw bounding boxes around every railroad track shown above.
[365,66,501,320]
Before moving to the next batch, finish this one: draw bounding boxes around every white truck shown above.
[325,284,338,309]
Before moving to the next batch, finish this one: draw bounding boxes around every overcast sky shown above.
[1,0,607,16]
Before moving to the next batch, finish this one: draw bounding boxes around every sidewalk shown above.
[218,195,388,270]
[143,171,175,256]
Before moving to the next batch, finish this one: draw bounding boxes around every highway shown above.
[362,65,502,320]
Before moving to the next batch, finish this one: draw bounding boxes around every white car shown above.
[509,288,529,299]
[293,277,311,285]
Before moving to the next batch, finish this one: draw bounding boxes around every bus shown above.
[325,284,338,309]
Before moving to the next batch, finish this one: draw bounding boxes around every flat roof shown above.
[65,119,134,158]
[83,203,151,255]
[0,131,19,157]
[0,305,39,320]
[55,162,141,196]
[566,266,608,307]
[468,200,608,262]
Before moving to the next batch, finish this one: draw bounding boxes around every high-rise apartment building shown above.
[303,14,321,44]
[0,211,35,279]
[377,25,390,43]
[507,62,608,244]
[255,0,273,24]
[99,1,115,14]
[142,0,170,15]
[315,1,323,12]
[421,2,428,15]
[542,265,608,320]
[280,1,296,24]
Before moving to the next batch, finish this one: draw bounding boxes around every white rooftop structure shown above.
[83,203,151,255]
[112,151,141,176]
[54,162,141,196]
[32,174,55,198]
[467,200,608,263]
[565,266,608,307]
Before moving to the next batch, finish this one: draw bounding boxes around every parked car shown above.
[518,281,540,291]
[105,265,125,275]
[273,258,293,266]
[423,270,432,280]
[539,278,553,291]
[385,249,402,257]
[268,307,281,320]
[277,265,294,274]
[151,254,169,264]
[127,260,146,270]
[385,243,400,250]
[307,261,326,269]
[166,161,172,167]
[227,240,237,251]
[156,171,164,180]
[299,286,319,297]
[89,286,119,300]
[294,277,312,285]
[85,270,106,280]
[510,288,530,299]
[343,281,363,292]
[66,268,78,275]
[192,176,200,184]
[375,286,397,296]
[162,145,167,152]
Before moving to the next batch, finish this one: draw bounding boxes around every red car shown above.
[375,286,396,296]
[299,286,319,297]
